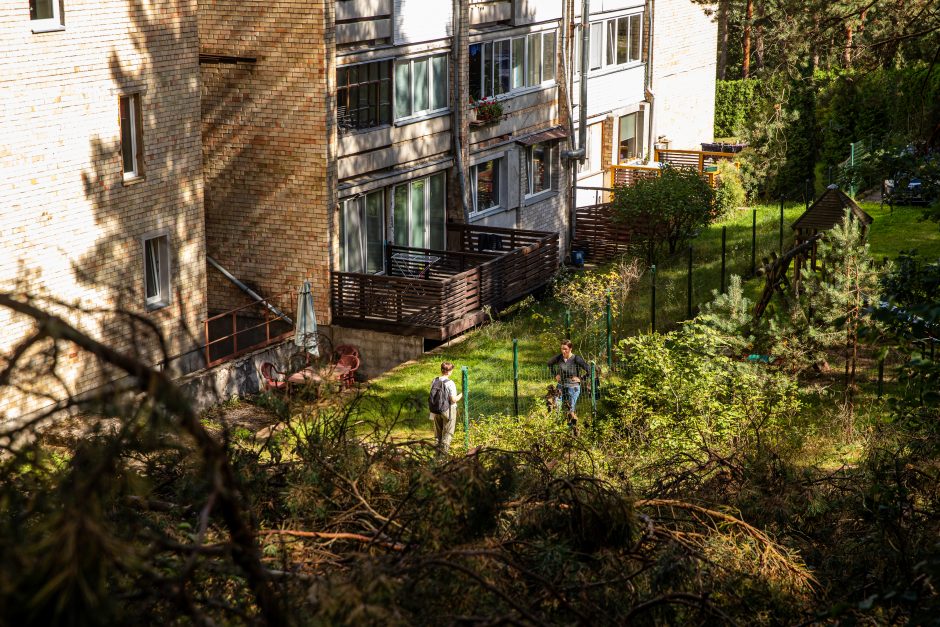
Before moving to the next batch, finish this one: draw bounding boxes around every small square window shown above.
[120,94,144,180]
[471,159,501,215]
[143,235,170,310]
[526,143,553,197]
[30,0,63,32]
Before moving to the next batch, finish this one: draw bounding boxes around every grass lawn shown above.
[356,200,939,439]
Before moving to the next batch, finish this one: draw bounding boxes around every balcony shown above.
[331,224,559,340]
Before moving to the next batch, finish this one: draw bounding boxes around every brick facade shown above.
[0,0,206,418]
[199,0,334,323]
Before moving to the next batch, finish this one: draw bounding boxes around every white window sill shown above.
[577,169,603,179]
[479,81,556,105]
[340,123,392,137]
[523,189,556,206]
[31,22,65,34]
[122,174,145,186]
[394,108,451,127]
[145,299,170,312]
[573,61,645,81]
[468,205,504,222]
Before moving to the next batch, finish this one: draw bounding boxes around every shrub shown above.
[715,160,747,216]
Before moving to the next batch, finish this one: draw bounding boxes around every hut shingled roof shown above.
[791,186,873,233]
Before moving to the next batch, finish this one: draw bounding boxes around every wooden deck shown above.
[609,149,738,189]
[331,224,559,340]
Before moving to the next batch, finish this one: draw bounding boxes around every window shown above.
[617,112,644,163]
[143,235,170,309]
[393,172,446,250]
[341,190,385,274]
[469,30,556,101]
[587,13,642,71]
[526,143,553,197]
[471,159,501,215]
[120,94,143,180]
[30,0,62,31]
[395,54,447,120]
[337,60,392,132]
[578,123,603,174]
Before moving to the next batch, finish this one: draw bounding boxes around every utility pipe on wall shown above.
[561,0,589,163]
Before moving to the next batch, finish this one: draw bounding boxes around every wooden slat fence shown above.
[572,203,633,262]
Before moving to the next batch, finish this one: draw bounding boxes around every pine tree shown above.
[800,210,880,422]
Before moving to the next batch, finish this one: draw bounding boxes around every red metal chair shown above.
[259,362,289,394]
[331,354,360,388]
[333,344,360,361]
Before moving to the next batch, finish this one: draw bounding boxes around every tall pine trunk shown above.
[742,0,754,78]
[717,0,729,80]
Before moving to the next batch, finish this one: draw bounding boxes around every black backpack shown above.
[428,377,451,414]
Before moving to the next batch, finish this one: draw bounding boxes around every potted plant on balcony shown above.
[470,97,503,127]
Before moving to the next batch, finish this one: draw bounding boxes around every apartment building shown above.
[574,0,717,206]
[0,0,206,417]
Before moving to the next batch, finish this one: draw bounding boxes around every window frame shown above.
[341,190,386,275]
[337,59,393,133]
[394,53,449,122]
[586,12,643,74]
[525,142,554,198]
[393,172,446,251]
[142,233,171,311]
[578,122,603,176]
[469,29,557,102]
[470,158,503,216]
[120,93,144,181]
[30,0,64,33]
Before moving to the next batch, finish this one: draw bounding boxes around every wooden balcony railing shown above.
[609,149,739,190]
[331,225,559,340]
[572,203,632,262]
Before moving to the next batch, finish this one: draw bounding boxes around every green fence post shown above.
[512,338,519,418]
[564,309,571,340]
[687,245,693,319]
[650,264,657,333]
[877,359,884,399]
[462,366,470,449]
[720,226,727,294]
[779,197,784,254]
[590,361,597,418]
[751,208,757,276]
[606,291,613,369]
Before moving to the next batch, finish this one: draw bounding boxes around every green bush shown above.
[715,79,762,138]
[715,160,747,215]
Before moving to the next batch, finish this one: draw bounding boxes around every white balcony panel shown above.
[514,0,563,24]
[337,19,392,45]
[470,1,512,25]
[338,115,451,157]
[338,131,451,179]
[394,0,453,44]
[336,0,392,21]
[573,64,645,118]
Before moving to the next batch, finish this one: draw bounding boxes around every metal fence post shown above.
[779,197,784,255]
[605,291,613,369]
[512,338,519,418]
[590,361,597,418]
[877,359,884,399]
[462,366,470,449]
[720,226,727,294]
[751,208,757,276]
[687,245,693,319]
[564,309,571,340]
[650,264,657,332]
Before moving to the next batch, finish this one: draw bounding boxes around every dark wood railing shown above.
[332,225,559,340]
[572,203,633,262]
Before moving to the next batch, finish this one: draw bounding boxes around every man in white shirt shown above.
[429,362,462,455]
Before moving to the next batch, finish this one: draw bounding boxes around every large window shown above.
[617,112,643,163]
[395,54,448,120]
[584,13,642,71]
[337,60,392,132]
[393,172,446,250]
[526,143,553,197]
[578,123,603,175]
[30,0,62,31]
[120,94,143,180]
[471,159,501,215]
[469,30,556,101]
[143,235,170,310]
[341,190,385,274]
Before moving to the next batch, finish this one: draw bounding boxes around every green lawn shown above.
[358,200,940,438]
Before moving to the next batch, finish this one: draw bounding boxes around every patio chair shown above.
[331,353,360,388]
[260,362,289,394]
[333,344,360,361]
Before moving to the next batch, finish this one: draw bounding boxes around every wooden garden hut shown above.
[791,184,873,277]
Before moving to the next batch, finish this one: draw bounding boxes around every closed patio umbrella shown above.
[294,280,319,358]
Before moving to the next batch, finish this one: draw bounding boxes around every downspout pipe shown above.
[207,255,292,325]
[561,0,590,162]
[645,0,655,161]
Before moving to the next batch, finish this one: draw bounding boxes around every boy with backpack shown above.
[429,362,462,455]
